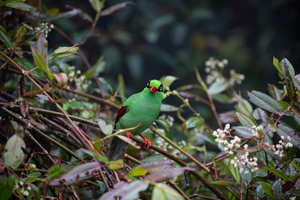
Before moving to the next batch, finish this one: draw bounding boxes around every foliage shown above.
[0,0,300,200]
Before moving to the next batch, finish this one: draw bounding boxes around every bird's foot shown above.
[125,131,133,138]
[139,134,151,149]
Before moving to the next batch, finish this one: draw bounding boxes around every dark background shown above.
[44,0,300,106]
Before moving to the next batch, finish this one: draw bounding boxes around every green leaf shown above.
[272,179,284,199]
[99,180,149,200]
[13,57,42,76]
[67,101,94,110]
[252,108,268,123]
[0,29,13,48]
[99,77,113,94]
[0,176,15,200]
[128,168,148,177]
[96,180,107,194]
[276,100,293,116]
[52,45,79,58]
[212,93,235,104]
[210,181,232,186]
[159,75,179,89]
[268,84,284,100]
[208,81,231,95]
[261,165,291,181]
[84,55,105,79]
[47,8,59,16]
[273,56,282,77]
[31,46,48,73]
[49,162,101,186]
[257,181,275,200]
[47,164,64,182]
[108,160,123,170]
[101,2,135,16]
[236,112,256,128]
[156,119,171,131]
[46,9,80,21]
[240,166,252,182]
[89,0,103,12]
[5,2,37,11]
[4,134,25,169]
[228,157,240,183]
[160,104,178,112]
[152,183,184,200]
[98,119,113,135]
[184,116,204,129]
[78,148,108,164]
[248,90,282,114]
[28,172,41,177]
[234,94,253,118]
[14,25,26,45]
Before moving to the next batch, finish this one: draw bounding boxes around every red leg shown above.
[125,131,133,138]
[139,134,151,149]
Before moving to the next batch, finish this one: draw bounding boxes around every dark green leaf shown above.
[184,116,204,129]
[228,157,240,183]
[257,181,275,200]
[219,111,239,123]
[248,91,282,114]
[46,9,80,21]
[281,58,295,82]
[5,2,37,12]
[36,33,48,63]
[47,164,64,182]
[133,160,173,174]
[273,56,282,78]
[276,123,300,148]
[210,181,232,185]
[233,126,254,138]
[15,25,26,45]
[261,165,291,181]
[212,93,235,104]
[0,29,14,48]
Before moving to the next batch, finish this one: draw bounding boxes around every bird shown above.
[107,79,164,161]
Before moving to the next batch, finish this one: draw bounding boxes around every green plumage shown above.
[107,80,164,161]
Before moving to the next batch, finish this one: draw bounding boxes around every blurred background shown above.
[43,0,300,115]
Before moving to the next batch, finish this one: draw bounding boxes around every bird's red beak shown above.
[149,86,157,93]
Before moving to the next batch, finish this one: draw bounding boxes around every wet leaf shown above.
[4,134,25,169]
[5,2,37,12]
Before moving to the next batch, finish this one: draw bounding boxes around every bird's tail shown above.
[107,136,129,161]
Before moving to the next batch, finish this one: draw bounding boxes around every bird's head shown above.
[146,79,163,93]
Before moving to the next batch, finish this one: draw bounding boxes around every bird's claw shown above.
[125,131,133,138]
[142,138,151,149]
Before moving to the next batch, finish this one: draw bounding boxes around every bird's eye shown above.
[158,84,163,92]
[146,80,150,88]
